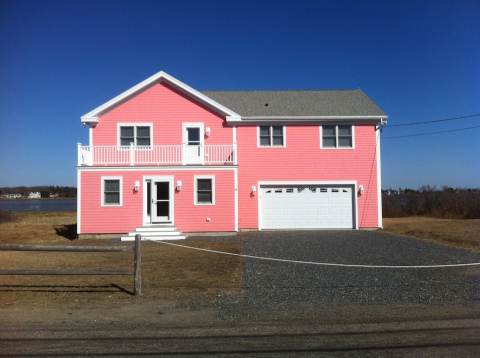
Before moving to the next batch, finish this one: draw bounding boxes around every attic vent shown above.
[264,103,269,107]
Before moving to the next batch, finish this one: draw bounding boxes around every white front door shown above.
[151,180,171,222]
[183,124,204,164]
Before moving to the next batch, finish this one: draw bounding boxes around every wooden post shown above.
[133,234,142,296]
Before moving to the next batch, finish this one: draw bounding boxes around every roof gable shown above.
[81,71,241,124]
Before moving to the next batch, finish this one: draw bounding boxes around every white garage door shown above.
[260,184,355,229]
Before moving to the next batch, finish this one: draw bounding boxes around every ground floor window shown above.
[101,176,122,206]
[194,176,215,205]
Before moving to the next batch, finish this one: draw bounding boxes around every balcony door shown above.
[183,123,204,165]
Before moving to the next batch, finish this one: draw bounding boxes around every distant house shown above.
[28,192,41,199]
[49,193,59,198]
[1,193,22,199]
[77,71,387,240]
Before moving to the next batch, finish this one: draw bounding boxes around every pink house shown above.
[77,71,387,240]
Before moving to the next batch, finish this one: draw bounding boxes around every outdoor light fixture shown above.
[133,181,140,192]
[251,185,257,195]
[358,185,365,195]
[176,180,183,191]
[205,127,211,137]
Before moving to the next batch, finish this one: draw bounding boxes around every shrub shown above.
[382,187,480,219]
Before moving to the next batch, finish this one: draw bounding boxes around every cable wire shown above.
[387,113,480,127]
[147,239,480,269]
[383,124,480,139]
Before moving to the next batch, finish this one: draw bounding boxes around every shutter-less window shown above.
[119,125,151,146]
[259,125,284,147]
[136,126,151,146]
[322,125,337,147]
[322,125,353,148]
[196,178,213,204]
[104,179,120,204]
[120,126,135,146]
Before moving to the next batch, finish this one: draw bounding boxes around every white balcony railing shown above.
[77,143,237,166]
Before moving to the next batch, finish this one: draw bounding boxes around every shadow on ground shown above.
[54,224,78,240]
[0,283,133,294]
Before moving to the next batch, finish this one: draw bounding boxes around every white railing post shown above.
[77,143,82,166]
[182,142,186,165]
[130,142,134,166]
[88,145,93,166]
[233,142,238,165]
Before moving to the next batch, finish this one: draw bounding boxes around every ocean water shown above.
[0,199,76,212]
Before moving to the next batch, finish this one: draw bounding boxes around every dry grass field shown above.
[0,212,244,311]
[384,216,480,252]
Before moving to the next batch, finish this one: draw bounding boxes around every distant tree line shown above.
[382,186,480,219]
[0,186,76,198]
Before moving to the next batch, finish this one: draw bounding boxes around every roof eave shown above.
[233,115,388,124]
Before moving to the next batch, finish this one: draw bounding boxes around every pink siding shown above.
[80,170,235,234]
[93,82,232,146]
[80,79,381,233]
[236,124,379,229]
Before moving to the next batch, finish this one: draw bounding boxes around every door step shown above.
[126,231,183,237]
[121,235,185,242]
[121,225,185,242]
[135,226,176,232]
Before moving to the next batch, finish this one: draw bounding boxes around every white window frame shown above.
[101,176,123,207]
[320,125,355,149]
[257,125,286,148]
[194,175,215,205]
[117,123,153,147]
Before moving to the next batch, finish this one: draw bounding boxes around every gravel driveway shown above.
[208,230,480,320]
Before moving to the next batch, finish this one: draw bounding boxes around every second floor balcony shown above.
[77,143,237,167]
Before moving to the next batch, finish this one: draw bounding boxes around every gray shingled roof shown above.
[202,89,385,117]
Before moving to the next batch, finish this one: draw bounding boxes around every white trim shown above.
[376,127,383,228]
[117,122,153,146]
[78,166,237,171]
[233,116,387,125]
[142,175,174,225]
[257,180,358,230]
[234,167,238,232]
[77,170,81,234]
[81,71,241,124]
[194,175,216,205]
[257,125,287,148]
[100,176,123,207]
[89,128,93,146]
[258,181,262,230]
[320,124,355,150]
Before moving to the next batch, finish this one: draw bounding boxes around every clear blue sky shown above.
[0,0,479,188]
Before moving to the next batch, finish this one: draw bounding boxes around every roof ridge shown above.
[202,89,360,92]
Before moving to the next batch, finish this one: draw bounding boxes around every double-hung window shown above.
[259,125,284,147]
[119,125,151,146]
[194,176,215,205]
[321,125,353,148]
[101,177,122,206]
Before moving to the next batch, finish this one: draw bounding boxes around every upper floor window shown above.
[119,125,151,146]
[321,125,354,148]
[259,125,285,147]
